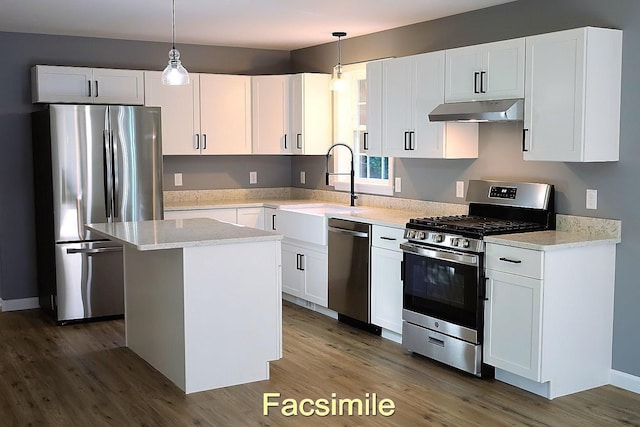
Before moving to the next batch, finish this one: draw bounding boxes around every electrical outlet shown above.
[456,181,464,198]
[395,177,402,193]
[300,171,306,184]
[586,189,598,210]
[249,171,257,184]
[174,173,183,187]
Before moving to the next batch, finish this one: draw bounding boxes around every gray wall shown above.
[291,0,640,377]
[0,31,290,301]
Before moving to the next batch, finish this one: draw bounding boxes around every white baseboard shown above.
[0,297,40,312]
[611,370,640,395]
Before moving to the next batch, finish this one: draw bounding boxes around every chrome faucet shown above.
[325,143,358,207]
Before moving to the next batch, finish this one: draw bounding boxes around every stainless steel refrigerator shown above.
[32,104,163,322]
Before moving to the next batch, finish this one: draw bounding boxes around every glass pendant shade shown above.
[330,31,347,91]
[162,48,189,85]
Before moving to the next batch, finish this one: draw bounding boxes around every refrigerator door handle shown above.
[111,130,119,216]
[67,246,123,255]
[103,129,113,220]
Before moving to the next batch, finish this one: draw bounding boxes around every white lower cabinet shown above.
[483,241,616,399]
[281,242,328,307]
[370,225,406,335]
[164,207,265,229]
[236,207,265,229]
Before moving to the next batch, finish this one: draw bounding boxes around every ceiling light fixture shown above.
[162,0,189,85]
[330,31,347,91]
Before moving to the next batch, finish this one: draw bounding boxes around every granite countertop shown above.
[87,218,283,251]
[484,230,621,251]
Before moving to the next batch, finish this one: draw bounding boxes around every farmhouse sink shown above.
[278,203,365,216]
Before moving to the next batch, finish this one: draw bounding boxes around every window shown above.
[331,62,393,196]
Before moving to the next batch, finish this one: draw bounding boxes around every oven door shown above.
[400,243,482,333]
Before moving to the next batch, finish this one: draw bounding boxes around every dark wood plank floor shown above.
[1,301,639,426]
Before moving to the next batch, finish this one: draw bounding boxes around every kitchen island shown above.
[87,218,283,394]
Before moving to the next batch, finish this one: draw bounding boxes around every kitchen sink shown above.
[278,203,365,216]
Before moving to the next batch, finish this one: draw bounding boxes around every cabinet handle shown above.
[522,129,529,152]
[296,254,300,270]
[194,134,200,150]
[410,131,415,150]
[299,254,305,271]
[296,133,302,150]
[404,131,409,150]
[480,71,487,93]
[271,214,276,231]
[88,80,92,97]
[474,72,480,94]
[283,134,287,150]
[380,236,397,241]
[363,132,369,151]
[95,80,99,97]
[499,257,522,264]
[202,134,207,150]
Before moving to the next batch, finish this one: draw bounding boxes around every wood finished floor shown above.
[1,302,639,426]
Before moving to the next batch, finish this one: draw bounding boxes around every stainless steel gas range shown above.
[400,180,555,377]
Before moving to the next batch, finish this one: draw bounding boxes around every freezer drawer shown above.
[54,241,124,321]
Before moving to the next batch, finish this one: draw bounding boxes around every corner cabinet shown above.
[252,75,291,154]
[145,72,252,155]
[382,51,478,159]
[523,27,622,162]
[483,241,616,399]
[445,38,525,102]
[289,73,332,155]
[32,65,144,105]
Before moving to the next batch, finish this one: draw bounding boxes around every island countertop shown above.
[87,218,283,251]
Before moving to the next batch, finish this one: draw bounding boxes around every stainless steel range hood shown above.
[429,98,524,122]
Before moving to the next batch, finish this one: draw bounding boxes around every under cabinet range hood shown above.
[429,98,524,122]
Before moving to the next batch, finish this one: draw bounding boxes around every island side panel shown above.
[182,240,282,394]
[124,246,187,391]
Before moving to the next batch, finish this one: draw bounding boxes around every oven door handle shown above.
[400,243,479,267]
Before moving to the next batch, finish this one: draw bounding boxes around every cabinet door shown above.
[281,244,304,297]
[484,269,543,381]
[302,248,328,307]
[200,74,252,155]
[371,247,403,333]
[289,73,332,155]
[252,75,290,154]
[413,51,447,158]
[382,56,414,158]
[289,74,304,154]
[144,71,200,155]
[483,38,525,100]
[236,207,265,230]
[445,45,484,102]
[92,68,144,105]
[31,65,93,103]
[363,61,383,157]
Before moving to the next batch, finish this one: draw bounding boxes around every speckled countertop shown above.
[484,230,620,251]
[87,218,283,251]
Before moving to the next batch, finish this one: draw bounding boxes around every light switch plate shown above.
[300,171,306,184]
[586,189,598,210]
[174,173,183,187]
[249,171,257,184]
[395,177,402,193]
[456,181,465,198]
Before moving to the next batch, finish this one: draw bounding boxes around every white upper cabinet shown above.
[289,73,332,155]
[32,65,144,105]
[145,72,252,156]
[382,51,478,159]
[445,38,525,102]
[523,27,622,162]
[144,71,200,155]
[200,74,252,155]
[362,60,383,157]
[252,75,291,154]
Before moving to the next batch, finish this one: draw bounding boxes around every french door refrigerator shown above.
[32,104,164,322]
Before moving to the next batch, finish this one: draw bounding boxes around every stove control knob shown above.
[462,239,470,248]
[433,234,445,243]
[407,230,416,239]
[417,231,426,240]
[451,238,459,247]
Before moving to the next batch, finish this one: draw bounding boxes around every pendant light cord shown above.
[171,0,176,51]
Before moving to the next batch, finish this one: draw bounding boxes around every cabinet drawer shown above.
[485,243,543,279]
[372,225,406,251]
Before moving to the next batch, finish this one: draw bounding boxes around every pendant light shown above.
[330,31,347,91]
[162,0,189,85]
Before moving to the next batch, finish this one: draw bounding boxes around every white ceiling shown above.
[0,0,518,50]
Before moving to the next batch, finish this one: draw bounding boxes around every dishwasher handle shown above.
[328,226,369,238]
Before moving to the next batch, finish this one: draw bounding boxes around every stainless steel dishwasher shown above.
[328,218,379,333]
